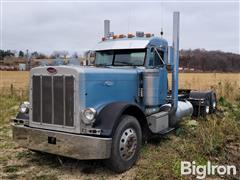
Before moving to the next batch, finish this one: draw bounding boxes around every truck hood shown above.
[80,66,140,80]
[31,66,141,79]
[30,66,141,111]
[29,65,142,134]
[77,66,141,109]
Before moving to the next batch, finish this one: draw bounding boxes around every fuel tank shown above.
[160,100,193,126]
[143,69,167,107]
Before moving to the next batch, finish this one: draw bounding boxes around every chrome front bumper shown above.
[12,124,112,160]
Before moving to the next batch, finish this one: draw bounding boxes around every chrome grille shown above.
[32,75,74,127]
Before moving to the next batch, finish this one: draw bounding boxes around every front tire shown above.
[106,115,142,173]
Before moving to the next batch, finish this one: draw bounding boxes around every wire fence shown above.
[0,84,28,100]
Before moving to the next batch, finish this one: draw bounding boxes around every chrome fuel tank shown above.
[143,69,161,106]
[160,101,193,126]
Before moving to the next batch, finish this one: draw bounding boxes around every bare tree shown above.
[72,52,78,58]
[51,51,69,59]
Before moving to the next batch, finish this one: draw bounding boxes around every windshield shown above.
[95,49,146,66]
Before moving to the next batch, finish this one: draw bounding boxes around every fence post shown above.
[10,84,13,95]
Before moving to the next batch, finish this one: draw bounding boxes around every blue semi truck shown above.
[12,12,216,172]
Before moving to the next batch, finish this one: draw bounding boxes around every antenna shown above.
[160,1,164,37]
[127,6,132,33]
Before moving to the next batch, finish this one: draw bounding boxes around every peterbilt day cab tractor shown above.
[12,12,217,172]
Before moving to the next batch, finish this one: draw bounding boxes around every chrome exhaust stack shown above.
[167,12,193,125]
[169,12,180,117]
[171,11,180,112]
[104,20,110,38]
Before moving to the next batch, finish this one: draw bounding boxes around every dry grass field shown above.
[0,71,240,179]
[0,71,29,89]
[1,71,240,99]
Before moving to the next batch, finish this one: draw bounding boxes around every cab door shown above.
[147,47,168,105]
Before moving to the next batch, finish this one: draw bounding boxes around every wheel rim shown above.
[119,128,137,161]
[206,106,210,114]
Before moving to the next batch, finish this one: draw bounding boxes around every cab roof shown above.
[93,37,168,51]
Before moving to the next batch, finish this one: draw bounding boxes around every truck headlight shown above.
[19,101,30,114]
[81,108,97,124]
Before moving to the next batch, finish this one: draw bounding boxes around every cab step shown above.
[158,127,175,135]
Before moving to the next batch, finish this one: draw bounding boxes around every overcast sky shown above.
[1,1,239,55]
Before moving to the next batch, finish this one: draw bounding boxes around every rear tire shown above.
[200,105,209,118]
[210,92,217,113]
[105,115,142,173]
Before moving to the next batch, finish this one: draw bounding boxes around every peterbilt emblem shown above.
[47,67,57,74]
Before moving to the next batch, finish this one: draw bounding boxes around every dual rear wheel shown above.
[200,91,217,117]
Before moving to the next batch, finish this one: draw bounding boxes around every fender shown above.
[93,102,147,137]
[188,90,217,117]
[189,90,212,106]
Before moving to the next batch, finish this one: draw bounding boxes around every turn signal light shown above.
[128,33,135,38]
[118,34,126,38]
[113,35,118,39]
[145,33,152,38]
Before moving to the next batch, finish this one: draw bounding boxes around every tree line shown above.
[0,50,79,60]
[0,49,239,72]
[180,49,240,72]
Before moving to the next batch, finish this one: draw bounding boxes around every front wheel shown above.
[105,115,142,173]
